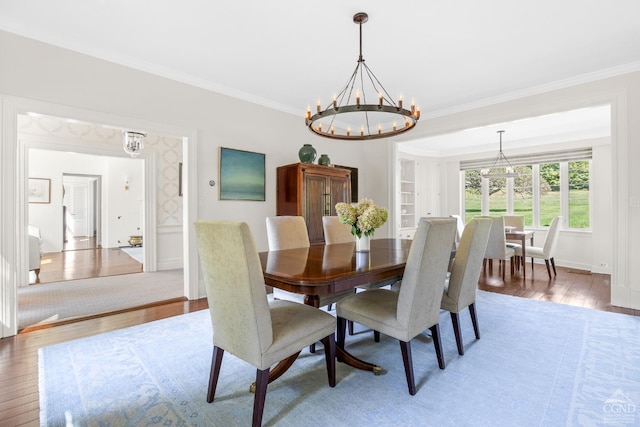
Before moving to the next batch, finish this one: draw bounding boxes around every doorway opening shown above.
[63,174,101,251]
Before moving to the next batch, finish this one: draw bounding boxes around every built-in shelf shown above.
[398,158,417,236]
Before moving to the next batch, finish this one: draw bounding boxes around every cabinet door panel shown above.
[328,176,350,216]
[304,174,327,243]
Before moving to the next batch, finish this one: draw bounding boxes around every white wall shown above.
[104,156,145,248]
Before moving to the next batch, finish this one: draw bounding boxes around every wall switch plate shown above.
[630,196,640,207]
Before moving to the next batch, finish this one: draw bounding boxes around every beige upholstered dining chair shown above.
[336,218,456,395]
[481,216,516,280]
[322,215,354,244]
[514,216,562,279]
[194,220,336,427]
[441,218,492,355]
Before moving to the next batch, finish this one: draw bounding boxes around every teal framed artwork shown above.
[219,147,266,201]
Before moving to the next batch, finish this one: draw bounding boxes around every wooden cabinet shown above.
[276,163,351,244]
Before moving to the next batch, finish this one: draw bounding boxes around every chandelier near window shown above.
[481,130,519,179]
[305,12,420,141]
[123,131,146,157]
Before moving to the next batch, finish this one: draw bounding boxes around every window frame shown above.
[460,159,592,230]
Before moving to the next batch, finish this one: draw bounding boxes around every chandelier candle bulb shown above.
[317,101,321,113]
[333,95,337,108]
[398,98,403,109]
[361,126,364,136]
[356,91,360,106]
[378,93,383,107]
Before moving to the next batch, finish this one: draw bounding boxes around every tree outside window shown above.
[463,159,590,229]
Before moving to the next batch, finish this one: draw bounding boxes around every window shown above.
[539,163,561,227]
[513,166,533,226]
[568,160,590,229]
[461,150,591,230]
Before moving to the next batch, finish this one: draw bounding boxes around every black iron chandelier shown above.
[305,12,420,141]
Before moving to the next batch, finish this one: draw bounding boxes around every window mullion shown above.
[560,162,569,228]
[532,164,540,227]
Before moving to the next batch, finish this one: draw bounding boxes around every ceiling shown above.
[0,1,638,155]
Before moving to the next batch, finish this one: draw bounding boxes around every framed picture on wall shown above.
[219,147,266,201]
[28,178,51,204]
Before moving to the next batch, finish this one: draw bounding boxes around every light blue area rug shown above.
[39,291,640,426]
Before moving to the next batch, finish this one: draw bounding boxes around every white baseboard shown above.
[157,258,183,270]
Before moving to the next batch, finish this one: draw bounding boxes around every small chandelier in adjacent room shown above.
[481,130,519,179]
[123,131,146,157]
[305,12,420,141]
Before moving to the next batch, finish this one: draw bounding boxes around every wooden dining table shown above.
[506,230,535,278]
[259,238,412,376]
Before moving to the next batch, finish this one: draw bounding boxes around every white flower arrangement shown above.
[335,198,389,238]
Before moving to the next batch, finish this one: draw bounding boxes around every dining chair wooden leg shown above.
[430,324,446,370]
[450,312,464,355]
[207,346,225,403]
[469,303,480,340]
[348,320,354,335]
[336,316,347,362]
[252,368,270,427]
[544,259,552,279]
[399,340,416,395]
[373,330,380,342]
[550,258,557,276]
[320,334,337,387]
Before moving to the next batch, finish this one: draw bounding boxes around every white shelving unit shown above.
[399,158,417,237]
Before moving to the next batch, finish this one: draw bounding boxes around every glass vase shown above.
[355,235,370,252]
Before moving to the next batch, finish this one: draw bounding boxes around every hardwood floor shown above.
[2,261,637,426]
[34,246,142,285]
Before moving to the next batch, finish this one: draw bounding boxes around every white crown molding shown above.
[424,61,640,120]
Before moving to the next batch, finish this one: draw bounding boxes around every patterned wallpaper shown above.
[17,114,183,226]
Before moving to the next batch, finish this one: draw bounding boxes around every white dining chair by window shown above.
[481,216,516,280]
[503,215,525,247]
[514,216,562,279]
